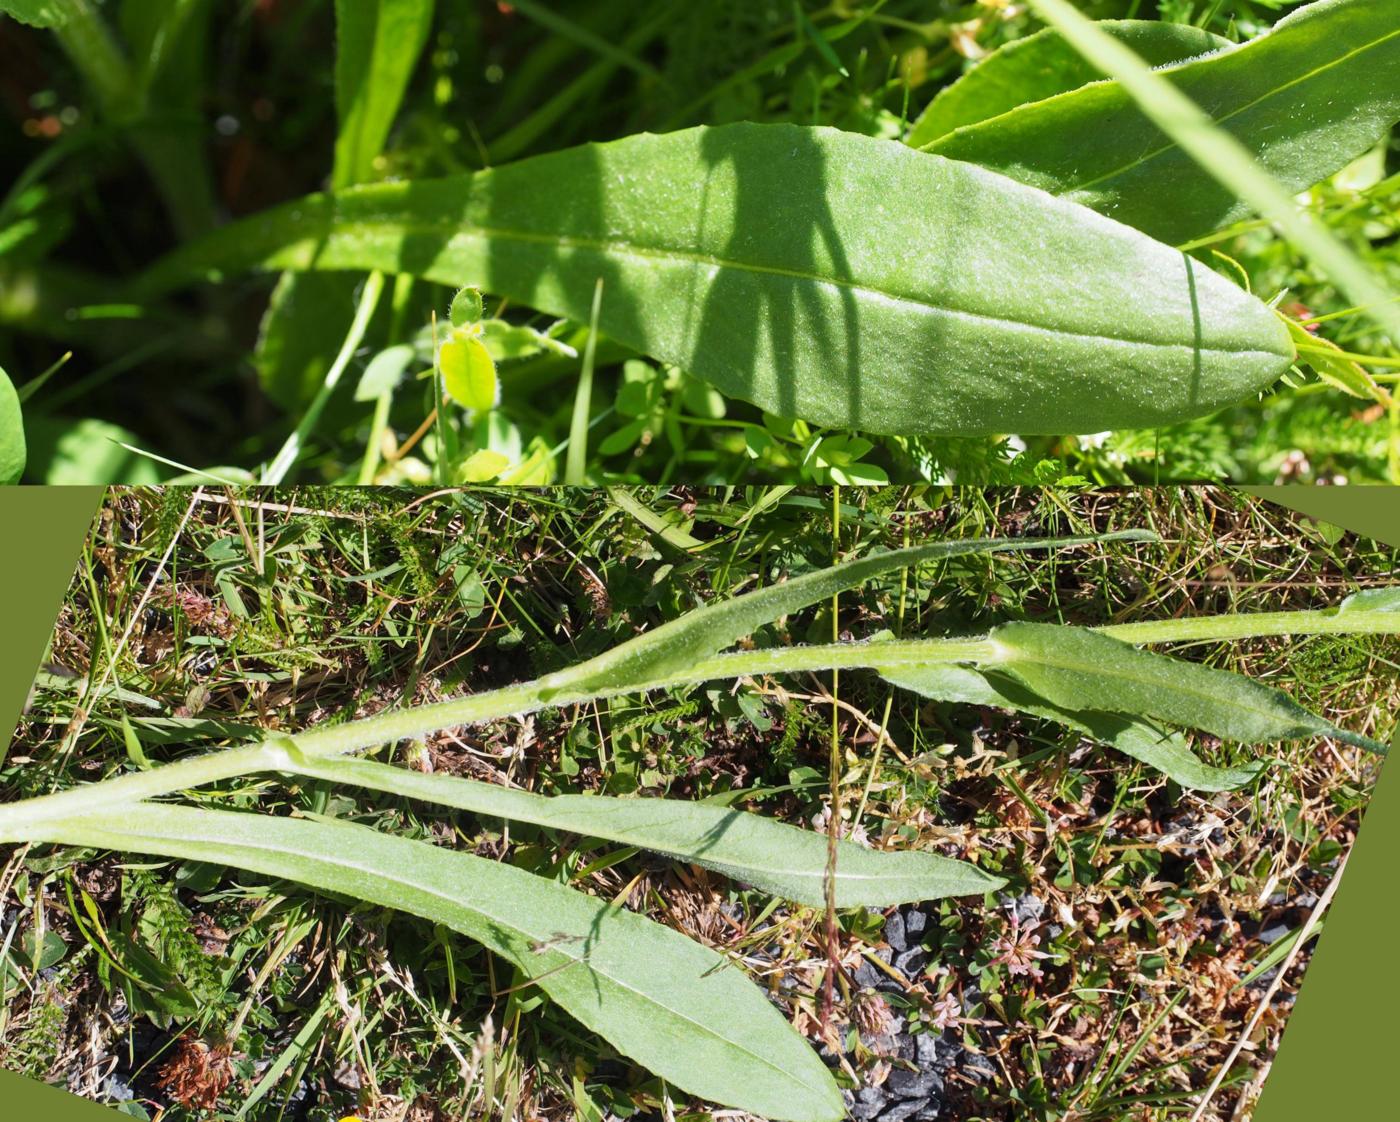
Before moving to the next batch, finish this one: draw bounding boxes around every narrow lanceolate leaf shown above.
[284,756,1004,908]
[31,806,845,1122]
[560,529,1155,691]
[137,123,1294,436]
[881,663,1264,791]
[927,0,1400,245]
[985,623,1385,752]
[333,0,437,189]
[907,20,1229,148]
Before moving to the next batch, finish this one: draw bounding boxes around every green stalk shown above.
[4,594,1396,842]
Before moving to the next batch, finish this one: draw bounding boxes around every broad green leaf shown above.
[927,0,1400,245]
[354,343,416,401]
[881,663,1264,791]
[0,0,71,27]
[985,622,1383,751]
[31,805,845,1122]
[560,529,1156,691]
[283,755,1004,907]
[333,0,436,189]
[137,123,1294,436]
[0,364,24,484]
[908,20,1230,148]
[449,286,484,327]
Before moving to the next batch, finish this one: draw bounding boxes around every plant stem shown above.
[0,605,1394,842]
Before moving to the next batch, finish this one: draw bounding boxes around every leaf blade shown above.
[284,756,1004,908]
[137,123,1293,436]
[881,663,1264,791]
[908,20,1230,148]
[33,806,846,1122]
[928,0,1400,245]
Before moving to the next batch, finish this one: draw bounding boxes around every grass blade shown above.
[135,124,1293,436]
[29,805,846,1122]
[333,0,436,190]
[283,755,1005,908]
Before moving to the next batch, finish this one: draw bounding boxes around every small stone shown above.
[887,1066,943,1099]
[914,1032,940,1065]
[1015,893,1046,925]
[878,1100,926,1122]
[853,961,882,988]
[895,948,929,976]
[1259,923,1290,944]
[903,910,929,943]
[961,1052,997,1081]
[891,1032,916,1060]
[885,912,908,953]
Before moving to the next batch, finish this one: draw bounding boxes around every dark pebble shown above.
[895,948,930,976]
[903,910,929,943]
[887,1065,943,1099]
[878,1099,927,1122]
[886,912,908,953]
[1259,923,1291,944]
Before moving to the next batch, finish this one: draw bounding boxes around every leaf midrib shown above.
[331,220,1282,358]
[1053,22,1400,197]
[102,816,810,1090]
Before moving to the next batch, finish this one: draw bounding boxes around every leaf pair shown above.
[885,621,1385,791]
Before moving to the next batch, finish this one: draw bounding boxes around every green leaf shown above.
[927,0,1400,245]
[33,805,846,1122]
[137,123,1293,436]
[0,363,25,484]
[559,529,1156,692]
[449,286,484,328]
[281,756,1004,908]
[354,343,416,401]
[23,416,161,485]
[881,662,1264,791]
[333,0,436,189]
[985,622,1381,751]
[908,20,1230,148]
[1340,588,1400,614]
[0,0,71,27]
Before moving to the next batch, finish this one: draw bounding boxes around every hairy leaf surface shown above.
[284,756,1004,907]
[882,663,1264,790]
[927,0,1400,244]
[987,623,1382,750]
[31,806,845,1122]
[908,20,1229,148]
[139,123,1293,435]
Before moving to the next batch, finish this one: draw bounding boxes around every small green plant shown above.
[1,527,1394,1120]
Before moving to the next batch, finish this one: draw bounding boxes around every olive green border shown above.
[0,485,1395,1121]
[1245,487,1400,1122]
[0,486,107,1117]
